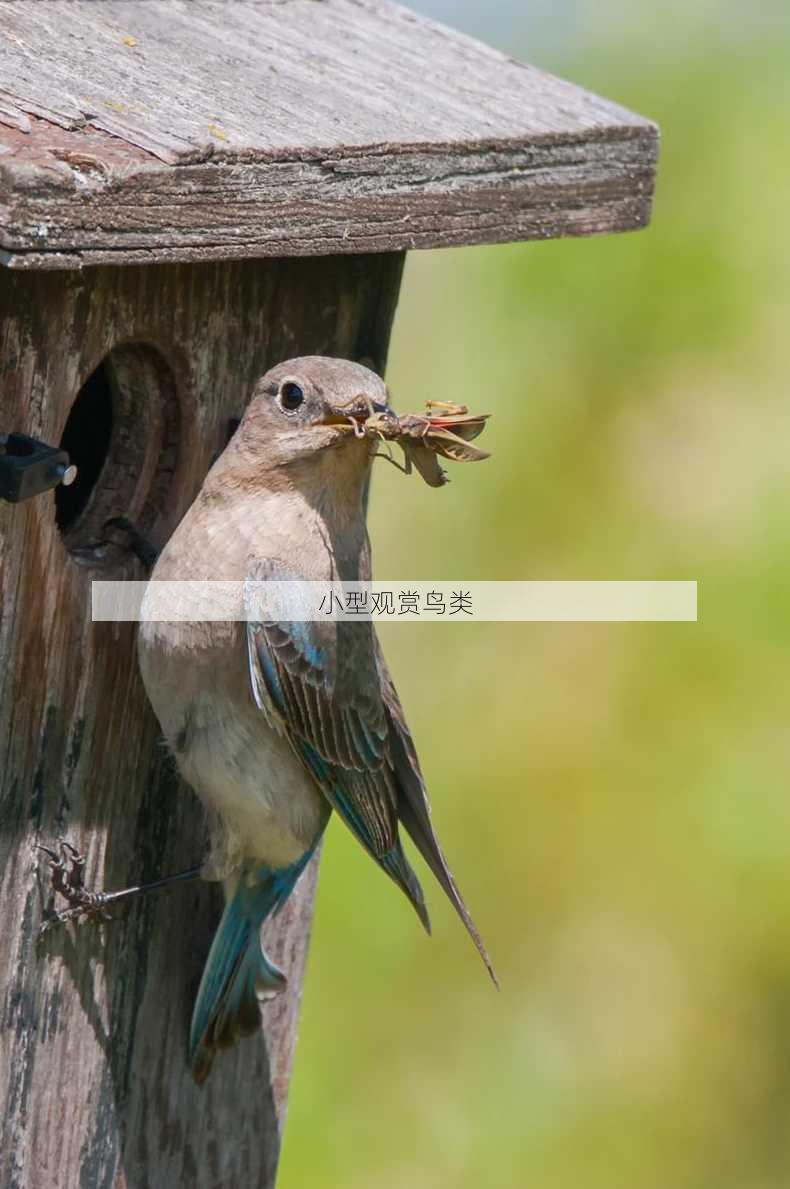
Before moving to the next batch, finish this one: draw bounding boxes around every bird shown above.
[136,355,495,1082]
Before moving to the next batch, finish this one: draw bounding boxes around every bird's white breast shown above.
[137,477,360,877]
[138,620,325,875]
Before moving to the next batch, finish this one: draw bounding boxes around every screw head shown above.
[58,463,78,487]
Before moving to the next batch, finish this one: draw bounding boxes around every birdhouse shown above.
[0,2,657,1185]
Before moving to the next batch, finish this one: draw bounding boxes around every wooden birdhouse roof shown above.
[0,0,658,269]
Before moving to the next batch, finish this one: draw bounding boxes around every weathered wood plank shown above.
[0,0,658,267]
[0,251,404,1188]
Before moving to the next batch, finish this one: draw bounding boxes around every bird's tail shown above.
[388,724,500,988]
[190,850,314,1084]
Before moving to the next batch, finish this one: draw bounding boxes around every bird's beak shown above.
[321,397,392,429]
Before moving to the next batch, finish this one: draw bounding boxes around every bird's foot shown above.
[37,840,113,934]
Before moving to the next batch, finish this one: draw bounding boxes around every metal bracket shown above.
[0,432,77,503]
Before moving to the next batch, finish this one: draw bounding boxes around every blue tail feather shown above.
[190,847,315,1083]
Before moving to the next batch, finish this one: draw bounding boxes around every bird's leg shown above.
[37,840,200,935]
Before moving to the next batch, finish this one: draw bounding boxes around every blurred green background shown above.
[281,5,790,1187]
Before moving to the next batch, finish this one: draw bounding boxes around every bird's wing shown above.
[245,568,497,982]
[375,639,498,986]
[244,572,429,929]
[248,615,388,771]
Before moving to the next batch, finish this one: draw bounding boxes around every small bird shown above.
[137,356,495,1082]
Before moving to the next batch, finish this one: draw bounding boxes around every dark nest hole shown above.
[56,344,180,567]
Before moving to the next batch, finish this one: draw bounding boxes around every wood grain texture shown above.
[0,251,404,1188]
[0,0,658,268]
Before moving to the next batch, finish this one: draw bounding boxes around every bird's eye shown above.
[278,381,304,412]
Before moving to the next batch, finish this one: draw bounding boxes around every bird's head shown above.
[230,356,393,486]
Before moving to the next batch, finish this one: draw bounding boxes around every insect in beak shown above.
[323,396,394,437]
[366,400,492,486]
[322,395,491,484]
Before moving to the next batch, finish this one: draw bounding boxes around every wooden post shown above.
[0,2,657,1186]
[0,254,403,1186]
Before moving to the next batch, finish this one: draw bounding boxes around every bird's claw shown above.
[37,840,113,935]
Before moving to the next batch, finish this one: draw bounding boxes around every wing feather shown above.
[244,569,494,976]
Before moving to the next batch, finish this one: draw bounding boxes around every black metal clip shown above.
[0,433,77,504]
